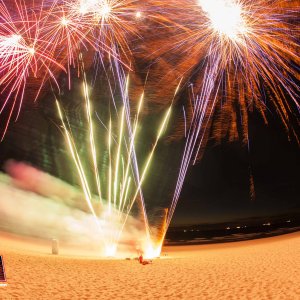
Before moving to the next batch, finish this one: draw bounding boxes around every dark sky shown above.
[140,104,300,226]
[0,81,299,228]
[172,113,300,225]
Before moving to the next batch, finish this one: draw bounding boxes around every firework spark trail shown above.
[111,90,173,253]
[118,92,144,215]
[83,71,103,205]
[182,106,187,137]
[109,93,146,251]
[168,60,221,228]
[117,105,172,246]
[114,106,125,209]
[112,59,153,241]
[108,118,112,214]
[57,74,174,255]
[116,67,150,238]
[56,100,105,237]
[117,79,182,254]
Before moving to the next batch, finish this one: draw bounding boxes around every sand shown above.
[0,232,299,300]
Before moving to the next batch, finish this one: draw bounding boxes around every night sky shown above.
[0,76,299,227]
[0,0,299,230]
[173,111,300,225]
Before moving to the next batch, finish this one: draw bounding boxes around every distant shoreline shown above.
[164,226,300,246]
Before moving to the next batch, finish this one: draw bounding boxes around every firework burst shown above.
[0,0,67,139]
[146,0,300,237]
[40,1,96,87]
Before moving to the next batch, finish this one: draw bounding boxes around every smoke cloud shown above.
[0,161,146,257]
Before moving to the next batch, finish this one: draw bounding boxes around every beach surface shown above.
[0,231,299,299]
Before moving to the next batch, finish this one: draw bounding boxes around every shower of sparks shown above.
[56,74,172,256]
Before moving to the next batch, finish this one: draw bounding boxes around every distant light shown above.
[136,11,142,18]
[286,220,291,223]
[236,226,240,229]
[226,227,230,230]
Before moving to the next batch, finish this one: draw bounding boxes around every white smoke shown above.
[0,161,146,257]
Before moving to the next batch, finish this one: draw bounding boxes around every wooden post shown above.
[52,239,59,255]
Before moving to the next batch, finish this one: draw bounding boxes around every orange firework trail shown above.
[56,74,173,256]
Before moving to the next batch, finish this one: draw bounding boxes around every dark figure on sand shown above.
[138,254,152,265]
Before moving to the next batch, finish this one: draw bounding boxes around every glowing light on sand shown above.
[144,243,162,259]
[105,243,117,257]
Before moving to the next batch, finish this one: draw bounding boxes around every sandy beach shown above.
[0,231,299,300]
